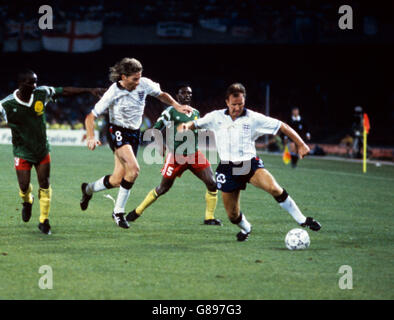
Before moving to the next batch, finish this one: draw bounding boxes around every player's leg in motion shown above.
[127,151,176,222]
[16,163,33,223]
[191,166,221,226]
[126,176,175,222]
[35,159,52,235]
[80,154,123,210]
[222,190,252,241]
[249,168,321,231]
[110,145,139,228]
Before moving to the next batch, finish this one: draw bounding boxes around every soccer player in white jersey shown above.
[181,83,321,241]
[80,58,192,228]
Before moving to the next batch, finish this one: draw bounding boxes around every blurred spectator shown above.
[261,135,284,153]
[285,106,311,167]
[351,106,364,159]
[340,134,354,158]
[72,121,84,130]
[48,119,61,130]
[60,121,72,130]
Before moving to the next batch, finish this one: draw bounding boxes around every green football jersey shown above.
[0,86,63,162]
[154,106,200,155]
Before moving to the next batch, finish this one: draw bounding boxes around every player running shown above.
[180,83,321,241]
[0,69,104,235]
[126,86,221,226]
[80,58,192,229]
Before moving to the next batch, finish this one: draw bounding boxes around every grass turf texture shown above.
[0,144,393,300]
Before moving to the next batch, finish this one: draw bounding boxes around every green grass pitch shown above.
[0,144,393,299]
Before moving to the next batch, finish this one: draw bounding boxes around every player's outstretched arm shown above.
[84,112,102,151]
[279,122,310,159]
[157,92,193,114]
[61,87,106,98]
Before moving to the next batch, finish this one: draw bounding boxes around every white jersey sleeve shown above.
[194,110,218,130]
[92,83,116,117]
[36,86,57,104]
[0,102,7,123]
[141,77,162,97]
[253,111,282,136]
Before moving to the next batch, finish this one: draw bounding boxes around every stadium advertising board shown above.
[0,128,98,146]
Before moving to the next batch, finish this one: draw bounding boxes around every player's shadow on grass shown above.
[29,231,67,241]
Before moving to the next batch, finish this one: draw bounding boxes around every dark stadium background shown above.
[0,0,393,146]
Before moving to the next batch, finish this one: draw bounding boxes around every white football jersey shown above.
[195,108,282,162]
[92,77,162,130]
[0,103,6,122]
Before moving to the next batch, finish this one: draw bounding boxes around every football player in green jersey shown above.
[0,69,104,235]
[126,86,222,226]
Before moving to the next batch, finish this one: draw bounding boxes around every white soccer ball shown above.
[285,228,310,250]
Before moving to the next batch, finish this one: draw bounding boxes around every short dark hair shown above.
[109,58,143,82]
[178,85,192,93]
[17,69,35,84]
[225,83,246,99]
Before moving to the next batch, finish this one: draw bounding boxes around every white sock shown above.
[86,177,107,195]
[279,196,307,224]
[113,186,131,214]
[238,213,251,234]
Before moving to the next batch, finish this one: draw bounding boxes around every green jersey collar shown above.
[13,89,34,107]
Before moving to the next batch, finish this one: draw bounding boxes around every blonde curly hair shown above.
[109,58,143,82]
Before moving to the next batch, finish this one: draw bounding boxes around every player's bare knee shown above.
[125,169,139,182]
[123,162,139,181]
[130,163,140,175]
[131,167,140,181]
[134,165,140,177]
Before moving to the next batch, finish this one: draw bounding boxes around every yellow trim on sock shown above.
[136,189,158,215]
[39,186,52,223]
[19,184,33,204]
[205,190,218,220]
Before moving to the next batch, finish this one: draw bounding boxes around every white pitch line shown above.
[259,157,394,182]
[257,150,394,166]
[283,166,394,182]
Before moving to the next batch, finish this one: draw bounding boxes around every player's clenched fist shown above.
[297,143,310,159]
[87,138,101,150]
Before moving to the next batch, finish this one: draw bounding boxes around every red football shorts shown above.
[14,153,51,171]
[161,151,210,179]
